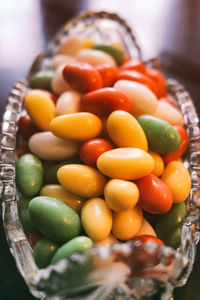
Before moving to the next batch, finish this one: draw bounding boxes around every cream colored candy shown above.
[57,164,107,198]
[114,80,158,117]
[107,110,148,151]
[40,184,84,212]
[104,179,139,212]
[97,148,155,180]
[28,132,79,161]
[51,54,75,69]
[56,90,81,115]
[135,218,157,237]
[81,198,112,242]
[153,99,184,126]
[50,112,102,141]
[57,36,83,56]
[95,234,117,247]
[76,49,117,67]
[51,64,71,95]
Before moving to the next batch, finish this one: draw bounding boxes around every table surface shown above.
[0,0,200,299]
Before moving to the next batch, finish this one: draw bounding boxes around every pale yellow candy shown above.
[76,49,117,67]
[28,132,79,161]
[51,64,71,95]
[135,218,157,237]
[104,179,139,212]
[57,164,107,198]
[97,148,155,180]
[56,91,81,115]
[148,150,164,177]
[107,110,148,151]
[153,100,184,126]
[81,198,112,242]
[40,184,85,212]
[51,54,75,69]
[24,90,56,131]
[114,80,158,117]
[112,205,143,240]
[161,161,191,203]
[57,36,83,56]
[50,112,102,141]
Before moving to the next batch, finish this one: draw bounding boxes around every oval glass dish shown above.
[1,11,200,300]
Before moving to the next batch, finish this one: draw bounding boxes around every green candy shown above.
[155,203,187,248]
[29,196,81,243]
[34,237,59,268]
[16,154,43,197]
[51,236,93,264]
[18,197,37,234]
[92,44,125,66]
[137,115,181,154]
[29,69,54,91]
[44,159,81,185]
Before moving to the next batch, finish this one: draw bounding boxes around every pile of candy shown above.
[16,36,191,269]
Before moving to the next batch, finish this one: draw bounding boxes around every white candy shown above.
[57,36,83,56]
[135,218,157,237]
[76,49,116,67]
[29,132,79,161]
[56,91,81,115]
[51,64,71,95]
[153,99,184,126]
[114,80,158,117]
[51,54,75,69]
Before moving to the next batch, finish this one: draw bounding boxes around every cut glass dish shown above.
[1,11,200,300]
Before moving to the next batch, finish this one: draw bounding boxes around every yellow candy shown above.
[161,161,191,203]
[57,164,107,198]
[81,198,112,242]
[148,150,164,177]
[107,110,148,151]
[104,179,139,212]
[112,205,143,240]
[50,112,102,141]
[135,218,157,237]
[83,39,95,48]
[24,90,56,131]
[40,184,85,212]
[97,148,154,180]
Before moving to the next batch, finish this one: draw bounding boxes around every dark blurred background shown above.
[0,0,200,299]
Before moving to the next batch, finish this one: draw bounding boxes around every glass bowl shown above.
[1,11,200,300]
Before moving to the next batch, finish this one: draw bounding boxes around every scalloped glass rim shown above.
[1,11,200,300]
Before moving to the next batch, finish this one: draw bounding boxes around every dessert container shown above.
[1,11,200,300]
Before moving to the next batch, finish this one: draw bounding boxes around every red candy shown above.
[28,232,44,248]
[134,234,164,246]
[120,59,146,73]
[18,115,39,141]
[95,64,117,87]
[63,62,103,93]
[116,70,158,96]
[145,68,167,99]
[81,87,132,117]
[79,138,114,167]
[17,143,30,158]
[136,174,173,214]
[162,126,189,164]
